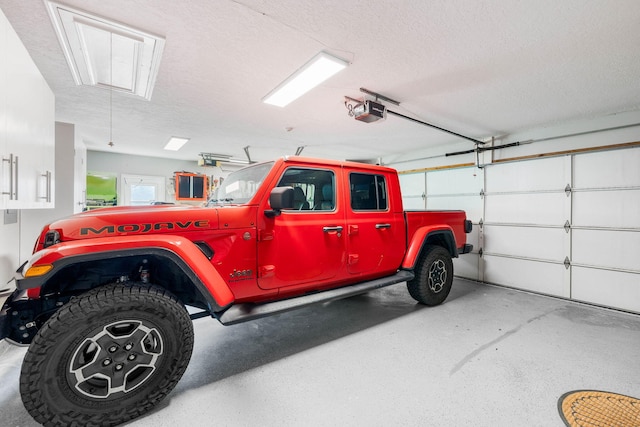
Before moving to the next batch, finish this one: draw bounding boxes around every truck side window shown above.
[277,168,335,211]
[350,173,388,211]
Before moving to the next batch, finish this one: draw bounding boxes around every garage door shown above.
[570,148,640,312]
[398,147,640,314]
[483,156,572,298]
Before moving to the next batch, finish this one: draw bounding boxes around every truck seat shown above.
[320,184,334,210]
[292,187,309,210]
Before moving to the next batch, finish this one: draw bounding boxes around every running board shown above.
[218,270,415,326]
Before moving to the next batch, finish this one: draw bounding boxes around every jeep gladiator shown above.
[0,156,472,426]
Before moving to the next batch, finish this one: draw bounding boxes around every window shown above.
[350,173,388,211]
[131,184,157,205]
[277,168,335,211]
[121,174,166,206]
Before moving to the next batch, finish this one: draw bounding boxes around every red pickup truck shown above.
[1,156,471,426]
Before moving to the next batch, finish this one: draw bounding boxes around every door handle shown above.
[39,171,52,202]
[375,223,391,229]
[323,226,343,233]
[14,155,18,200]
[2,154,18,200]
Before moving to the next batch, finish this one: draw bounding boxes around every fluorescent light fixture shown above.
[45,1,165,100]
[262,51,349,107]
[164,137,190,151]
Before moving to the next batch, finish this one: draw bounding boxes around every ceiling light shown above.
[164,137,190,151]
[262,51,349,107]
[45,1,165,100]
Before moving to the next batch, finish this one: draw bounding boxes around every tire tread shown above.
[407,245,454,306]
[20,283,194,426]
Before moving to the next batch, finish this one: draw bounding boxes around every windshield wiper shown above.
[208,198,234,205]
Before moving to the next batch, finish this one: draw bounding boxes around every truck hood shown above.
[45,205,219,242]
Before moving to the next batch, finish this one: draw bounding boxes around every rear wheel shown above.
[407,245,454,306]
[20,283,194,426]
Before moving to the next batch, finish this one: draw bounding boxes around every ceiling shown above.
[2,0,640,165]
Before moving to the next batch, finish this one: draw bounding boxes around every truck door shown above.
[257,166,347,290]
[345,171,406,276]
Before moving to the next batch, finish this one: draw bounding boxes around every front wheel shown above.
[407,245,454,306]
[20,283,194,426]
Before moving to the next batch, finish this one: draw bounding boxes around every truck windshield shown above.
[208,162,274,205]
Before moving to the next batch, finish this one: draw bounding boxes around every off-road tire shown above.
[407,245,454,306]
[20,283,194,426]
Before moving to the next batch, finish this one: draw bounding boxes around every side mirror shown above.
[265,186,294,218]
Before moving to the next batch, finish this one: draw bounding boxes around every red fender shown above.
[19,235,235,309]
[402,225,456,269]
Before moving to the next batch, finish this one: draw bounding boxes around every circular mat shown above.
[558,390,640,427]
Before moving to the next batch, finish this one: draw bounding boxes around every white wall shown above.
[87,151,231,204]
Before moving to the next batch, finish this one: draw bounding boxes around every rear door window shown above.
[350,173,388,211]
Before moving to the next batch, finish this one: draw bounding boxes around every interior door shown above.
[257,166,347,290]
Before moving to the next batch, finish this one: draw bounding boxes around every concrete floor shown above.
[1,278,639,426]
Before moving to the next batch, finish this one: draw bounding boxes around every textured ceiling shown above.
[1,0,640,164]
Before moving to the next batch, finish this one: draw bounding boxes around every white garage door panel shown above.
[572,229,640,272]
[483,225,565,261]
[569,146,640,313]
[454,255,480,281]
[573,190,640,229]
[572,267,640,313]
[574,147,640,188]
[483,255,568,297]
[399,173,425,197]
[465,226,480,251]
[485,157,567,193]
[399,173,426,209]
[426,167,483,195]
[485,193,567,225]
[427,195,483,221]
[402,196,426,210]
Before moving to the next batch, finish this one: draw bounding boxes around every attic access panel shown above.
[45,1,165,100]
